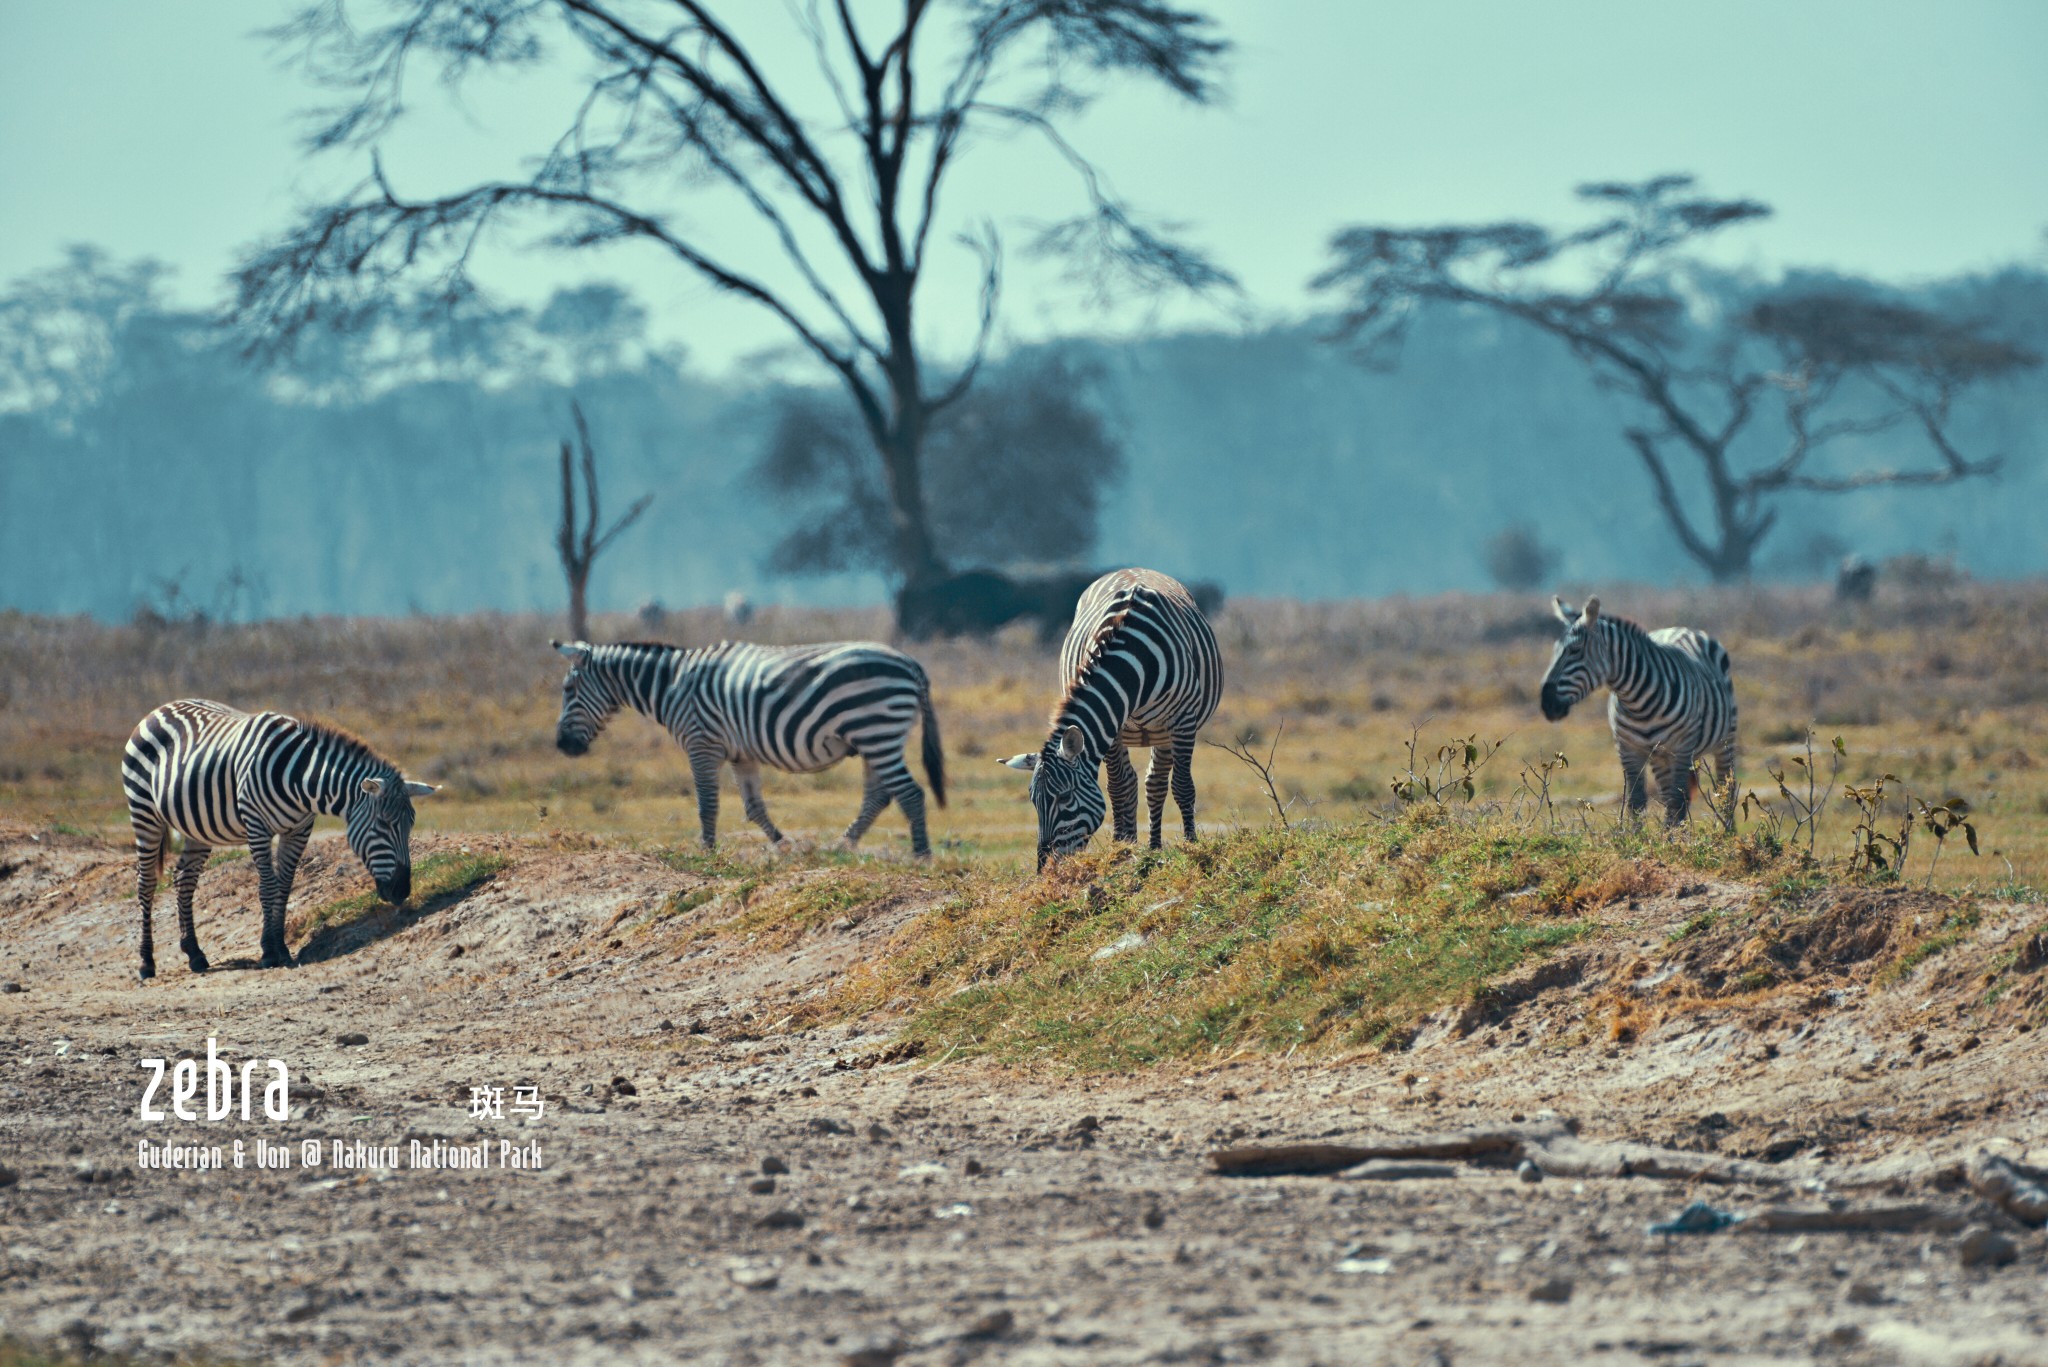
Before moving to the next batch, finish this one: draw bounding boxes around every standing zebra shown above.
[1001,568,1223,870]
[122,700,437,979]
[1539,597,1737,826]
[551,639,946,856]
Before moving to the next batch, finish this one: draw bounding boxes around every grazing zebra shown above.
[1539,597,1737,826]
[1001,568,1224,870]
[551,639,946,856]
[122,700,437,979]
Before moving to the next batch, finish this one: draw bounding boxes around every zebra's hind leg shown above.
[1143,739,1174,850]
[1105,744,1139,843]
[686,745,724,849]
[1658,751,1696,827]
[172,844,211,973]
[840,760,892,851]
[1170,727,1200,843]
[1617,749,1650,826]
[133,821,166,980]
[247,824,295,970]
[732,761,787,849]
[882,759,931,860]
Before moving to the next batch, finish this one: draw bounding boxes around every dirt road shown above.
[2,827,2044,1365]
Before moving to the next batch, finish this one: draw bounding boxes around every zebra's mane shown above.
[1050,594,1140,731]
[300,718,397,773]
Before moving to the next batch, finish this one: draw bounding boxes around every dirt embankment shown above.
[2,826,2045,1366]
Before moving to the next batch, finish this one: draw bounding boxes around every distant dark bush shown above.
[1482,524,1557,591]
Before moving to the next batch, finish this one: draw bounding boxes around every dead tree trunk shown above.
[555,401,652,641]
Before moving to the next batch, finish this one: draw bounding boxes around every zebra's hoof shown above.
[259,949,297,970]
[181,942,210,973]
[138,960,156,982]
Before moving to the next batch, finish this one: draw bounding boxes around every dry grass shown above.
[5,581,2046,891]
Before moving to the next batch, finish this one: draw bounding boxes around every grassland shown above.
[4,580,2045,888]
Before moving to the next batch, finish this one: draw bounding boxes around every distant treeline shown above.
[2,248,2043,620]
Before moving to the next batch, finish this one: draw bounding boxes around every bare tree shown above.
[1313,176,2038,581]
[234,0,1234,598]
[556,401,652,640]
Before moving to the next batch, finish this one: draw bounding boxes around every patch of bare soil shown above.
[2,826,2045,1366]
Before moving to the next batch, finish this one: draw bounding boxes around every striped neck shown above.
[586,643,682,717]
[1596,618,1660,713]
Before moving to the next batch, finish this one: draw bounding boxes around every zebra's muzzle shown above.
[556,732,590,757]
[1540,685,1572,722]
[377,870,411,905]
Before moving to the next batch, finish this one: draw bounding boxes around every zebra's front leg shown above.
[1105,743,1139,843]
[1617,748,1650,826]
[1143,739,1175,850]
[172,844,211,973]
[246,825,295,969]
[1661,750,1697,827]
[840,760,891,852]
[133,824,166,981]
[1171,727,1200,843]
[732,760,787,849]
[686,745,724,850]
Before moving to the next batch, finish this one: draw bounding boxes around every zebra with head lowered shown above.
[552,639,946,857]
[123,700,437,979]
[1002,568,1223,870]
[1539,597,1737,827]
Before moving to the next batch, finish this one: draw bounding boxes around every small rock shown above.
[283,1297,321,1323]
[747,1177,777,1195]
[1516,1159,1543,1184]
[1845,1281,1886,1306]
[963,1157,985,1176]
[899,1161,948,1181]
[1071,1115,1101,1134]
[336,1032,369,1047]
[1956,1224,2018,1268]
[1143,1206,1167,1230]
[1826,1324,1865,1347]
[1527,1276,1574,1304]
[840,1335,906,1367]
[866,1122,892,1142]
[756,1208,805,1230]
[0,1164,17,1188]
[447,944,465,959]
[962,1308,1014,1340]
[729,1263,778,1291]
[611,1076,637,1096]
[1335,1257,1393,1276]
[761,1155,789,1175]
[808,1117,855,1136]
[580,1082,596,1096]
[0,982,21,994]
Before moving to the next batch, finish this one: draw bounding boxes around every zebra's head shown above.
[552,640,615,757]
[1540,596,1606,721]
[346,774,436,905]
[1000,725,1105,871]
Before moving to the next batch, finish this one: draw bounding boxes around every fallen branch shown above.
[1210,1122,1561,1177]
[1966,1151,2048,1227]
[1739,1203,1975,1234]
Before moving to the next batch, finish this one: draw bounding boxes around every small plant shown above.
[1907,794,1979,884]
[1745,732,1843,860]
[1516,750,1570,830]
[1209,721,1297,831]
[1844,770,1908,875]
[1389,728,1504,806]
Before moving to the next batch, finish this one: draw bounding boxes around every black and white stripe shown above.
[1002,568,1224,869]
[122,699,435,979]
[552,639,946,856]
[1539,597,1737,825]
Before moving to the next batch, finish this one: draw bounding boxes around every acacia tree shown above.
[1312,176,2038,581]
[556,400,653,639]
[234,0,1233,594]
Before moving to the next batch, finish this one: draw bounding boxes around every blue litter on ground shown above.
[1648,1200,1742,1235]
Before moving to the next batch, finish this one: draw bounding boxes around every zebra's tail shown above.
[918,678,947,809]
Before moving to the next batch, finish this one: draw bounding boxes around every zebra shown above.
[1539,597,1737,826]
[1001,568,1224,870]
[122,699,437,979]
[551,638,946,856]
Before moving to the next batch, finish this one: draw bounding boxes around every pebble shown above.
[728,1263,778,1291]
[336,1032,369,1047]
[840,1335,905,1367]
[0,1164,17,1188]
[962,1308,1014,1340]
[1527,1276,1575,1304]
[963,1157,985,1176]
[1517,1159,1544,1184]
[866,1122,891,1142]
[611,1077,637,1097]
[1845,1281,1886,1306]
[1335,1257,1393,1276]
[808,1117,855,1136]
[1956,1225,2018,1268]
[1143,1206,1167,1230]
[899,1161,948,1182]
[746,1177,777,1195]
[1,982,22,994]
[761,1155,789,1175]
[447,945,465,959]
[756,1208,805,1230]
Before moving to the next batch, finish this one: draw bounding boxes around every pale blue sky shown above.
[2,1,2043,373]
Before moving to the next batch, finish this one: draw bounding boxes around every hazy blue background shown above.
[2,1,2044,618]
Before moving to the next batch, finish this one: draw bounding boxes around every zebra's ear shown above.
[1058,725,1084,762]
[552,640,591,660]
[405,781,439,798]
[1581,596,1601,627]
[360,777,385,797]
[1000,753,1039,772]
[1552,597,1577,625]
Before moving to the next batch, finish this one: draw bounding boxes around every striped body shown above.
[122,700,428,978]
[553,639,946,856]
[1004,569,1224,868]
[1540,598,1737,825]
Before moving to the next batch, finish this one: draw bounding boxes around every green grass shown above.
[298,849,508,935]
[1876,904,1985,986]
[809,811,1647,1070]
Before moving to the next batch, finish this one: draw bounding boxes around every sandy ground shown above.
[2,826,2045,1366]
